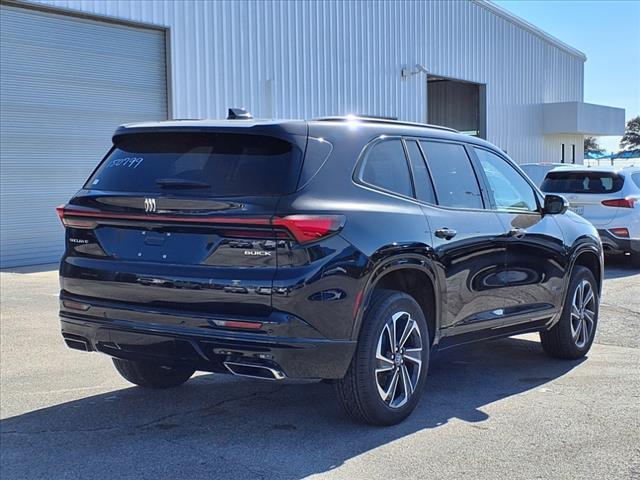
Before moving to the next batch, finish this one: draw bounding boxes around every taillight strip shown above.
[56,206,344,243]
[56,205,271,226]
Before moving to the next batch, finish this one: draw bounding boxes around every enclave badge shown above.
[144,198,157,213]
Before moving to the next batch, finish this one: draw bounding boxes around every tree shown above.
[584,136,604,154]
[620,116,640,151]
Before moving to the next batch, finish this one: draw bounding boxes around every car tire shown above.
[540,266,599,359]
[112,358,195,388]
[334,289,430,426]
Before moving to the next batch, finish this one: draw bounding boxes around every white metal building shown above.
[0,0,625,267]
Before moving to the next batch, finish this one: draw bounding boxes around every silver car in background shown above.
[540,166,640,265]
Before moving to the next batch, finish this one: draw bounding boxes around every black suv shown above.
[57,114,603,425]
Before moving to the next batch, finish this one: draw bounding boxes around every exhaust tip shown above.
[63,334,92,352]
[224,361,285,381]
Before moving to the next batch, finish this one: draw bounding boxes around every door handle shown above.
[508,227,527,239]
[435,227,457,240]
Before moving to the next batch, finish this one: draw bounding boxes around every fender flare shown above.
[548,243,603,329]
[567,243,603,293]
[350,250,443,343]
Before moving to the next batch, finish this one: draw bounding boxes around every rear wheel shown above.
[335,290,430,426]
[540,266,599,359]
[112,358,195,388]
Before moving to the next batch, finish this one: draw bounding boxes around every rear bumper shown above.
[60,300,356,380]
[598,229,640,255]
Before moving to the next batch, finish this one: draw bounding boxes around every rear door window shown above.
[419,141,484,209]
[541,171,624,194]
[85,132,302,196]
[361,139,413,197]
[404,140,436,204]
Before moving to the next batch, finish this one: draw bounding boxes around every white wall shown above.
[22,0,586,163]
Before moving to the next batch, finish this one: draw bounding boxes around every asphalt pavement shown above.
[1,258,638,479]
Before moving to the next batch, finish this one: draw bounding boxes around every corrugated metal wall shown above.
[20,0,585,164]
[0,3,167,267]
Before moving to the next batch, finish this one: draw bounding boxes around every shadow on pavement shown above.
[0,263,58,274]
[0,336,584,479]
[603,255,639,279]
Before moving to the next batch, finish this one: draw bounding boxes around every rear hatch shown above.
[59,124,307,318]
[541,170,625,226]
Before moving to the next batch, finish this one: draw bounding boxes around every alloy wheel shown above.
[374,311,423,409]
[570,279,596,349]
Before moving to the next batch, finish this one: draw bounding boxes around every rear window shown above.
[361,139,413,197]
[85,132,302,196]
[541,171,624,194]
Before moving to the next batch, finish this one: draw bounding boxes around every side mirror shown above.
[544,194,569,215]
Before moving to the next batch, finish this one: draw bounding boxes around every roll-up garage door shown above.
[0,4,167,267]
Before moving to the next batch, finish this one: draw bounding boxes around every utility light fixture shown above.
[401,64,430,77]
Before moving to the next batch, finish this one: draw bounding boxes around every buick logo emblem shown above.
[144,198,157,213]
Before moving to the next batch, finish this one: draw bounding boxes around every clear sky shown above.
[494,0,640,153]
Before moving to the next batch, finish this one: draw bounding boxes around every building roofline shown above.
[474,0,587,61]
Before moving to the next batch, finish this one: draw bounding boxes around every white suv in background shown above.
[541,166,640,264]
[520,163,577,187]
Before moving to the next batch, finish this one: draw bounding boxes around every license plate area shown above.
[96,226,221,263]
[569,205,584,215]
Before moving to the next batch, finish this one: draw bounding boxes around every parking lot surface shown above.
[1,258,638,480]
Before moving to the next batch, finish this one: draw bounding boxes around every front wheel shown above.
[335,290,430,426]
[540,266,599,359]
[112,358,195,388]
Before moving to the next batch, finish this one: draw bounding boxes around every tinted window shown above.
[474,148,538,212]
[420,141,483,209]
[361,140,413,197]
[405,140,436,203]
[541,171,624,194]
[631,172,640,189]
[85,132,302,196]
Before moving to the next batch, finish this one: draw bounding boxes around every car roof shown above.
[549,165,640,174]
[306,117,500,150]
[520,163,576,167]
[115,116,500,152]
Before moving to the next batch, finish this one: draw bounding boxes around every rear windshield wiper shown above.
[156,178,211,189]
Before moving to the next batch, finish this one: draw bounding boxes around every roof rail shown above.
[313,116,459,133]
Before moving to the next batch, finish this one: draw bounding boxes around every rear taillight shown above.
[272,215,345,243]
[210,319,263,330]
[56,205,97,229]
[62,299,91,311]
[609,227,630,238]
[601,198,636,208]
